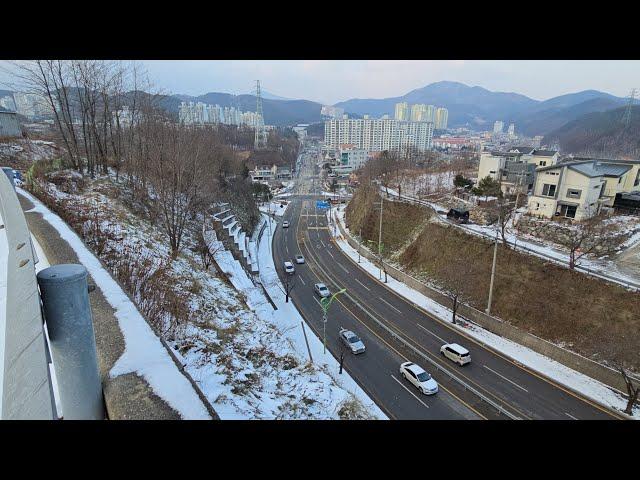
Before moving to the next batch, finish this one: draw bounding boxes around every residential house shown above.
[477,148,559,195]
[527,159,635,220]
[249,165,292,185]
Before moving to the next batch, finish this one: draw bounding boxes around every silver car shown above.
[314,283,330,298]
[339,328,365,354]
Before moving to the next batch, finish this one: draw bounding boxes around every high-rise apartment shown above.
[324,116,433,153]
[394,102,409,121]
[435,107,449,129]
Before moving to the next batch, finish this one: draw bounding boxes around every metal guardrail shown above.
[0,172,57,420]
[384,187,640,292]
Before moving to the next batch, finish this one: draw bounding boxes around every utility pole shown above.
[378,196,384,280]
[622,88,637,128]
[358,228,362,263]
[486,168,502,315]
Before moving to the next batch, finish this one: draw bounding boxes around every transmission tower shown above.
[254,80,268,150]
[622,88,637,128]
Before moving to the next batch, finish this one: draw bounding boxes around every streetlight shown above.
[319,288,346,355]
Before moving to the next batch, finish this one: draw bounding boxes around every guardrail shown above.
[0,172,57,420]
[384,187,640,292]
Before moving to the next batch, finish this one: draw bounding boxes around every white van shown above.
[440,343,471,366]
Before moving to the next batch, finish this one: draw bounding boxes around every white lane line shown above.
[326,250,335,259]
[355,278,371,291]
[483,365,529,393]
[565,412,578,420]
[299,276,306,286]
[390,374,430,409]
[338,264,349,274]
[380,297,402,314]
[415,323,448,344]
[320,240,326,248]
[286,244,289,255]
[313,297,322,308]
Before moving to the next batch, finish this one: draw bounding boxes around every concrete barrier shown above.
[337,215,639,395]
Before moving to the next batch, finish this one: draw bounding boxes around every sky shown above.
[1,60,638,104]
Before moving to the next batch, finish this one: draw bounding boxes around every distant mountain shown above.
[543,105,640,158]
[513,91,627,136]
[333,81,628,134]
[260,90,292,101]
[334,81,538,128]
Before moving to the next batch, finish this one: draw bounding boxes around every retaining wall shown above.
[337,215,639,394]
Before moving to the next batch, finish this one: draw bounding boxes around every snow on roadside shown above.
[330,204,638,418]
[256,214,387,420]
[259,201,289,217]
[18,188,212,420]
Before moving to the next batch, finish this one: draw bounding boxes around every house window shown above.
[635,170,640,187]
[565,205,577,218]
[542,184,557,197]
[567,188,582,199]
[540,161,547,166]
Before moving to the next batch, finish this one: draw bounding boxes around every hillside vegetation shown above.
[345,185,640,372]
[544,105,640,158]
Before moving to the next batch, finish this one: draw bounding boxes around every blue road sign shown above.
[316,200,330,210]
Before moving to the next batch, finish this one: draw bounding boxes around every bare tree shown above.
[619,366,639,416]
[553,211,618,269]
[283,274,296,303]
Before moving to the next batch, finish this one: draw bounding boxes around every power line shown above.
[254,80,268,150]
[622,88,637,128]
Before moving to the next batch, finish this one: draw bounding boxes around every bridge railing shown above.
[0,171,57,420]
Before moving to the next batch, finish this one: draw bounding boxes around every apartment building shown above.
[395,102,409,121]
[179,102,261,128]
[527,159,640,220]
[478,148,559,195]
[324,116,434,153]
[435,107,449,129]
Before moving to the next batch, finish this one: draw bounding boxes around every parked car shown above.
[339,328,365,354]
[282,220,290,228]
[314,282,330,298]
[440,343,471,366]
[284,261,295,275]
[446,208,469,224]
[399,361,439,395]
[295,254,305,264]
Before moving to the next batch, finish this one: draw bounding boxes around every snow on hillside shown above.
[27,171,377,419]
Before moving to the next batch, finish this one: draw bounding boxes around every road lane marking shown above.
[320,240,326,248]
[483,365,529,393]
[416,323,448,344]
[286,244,289,255]
[326,250,335,259]
[355,278,371,291]
[390,374,429,409]
[299,276,306,286]
[380,298,402,314]
[338,264,349,274]
[565,412,578,420]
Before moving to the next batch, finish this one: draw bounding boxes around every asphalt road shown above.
[272,146,621,420]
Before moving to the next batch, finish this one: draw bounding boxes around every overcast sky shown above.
[2,60,638,104]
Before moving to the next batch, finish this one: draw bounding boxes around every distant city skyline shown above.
[1,60,638,106]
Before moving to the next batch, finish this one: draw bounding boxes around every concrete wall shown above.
[337,217,638,395]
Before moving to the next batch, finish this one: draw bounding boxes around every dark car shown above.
[446,208,469,224]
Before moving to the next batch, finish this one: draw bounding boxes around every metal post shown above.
[323,311,327,355]
[37,264,105,420]
[378,197,384,280]
[486,236,498,315]
[358,228,362,263]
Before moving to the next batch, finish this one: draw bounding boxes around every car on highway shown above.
[399,361,439,395]
[284,261,295,275]
[314,282,331,298]
[295,254,305,264]
[282,220,290,228]
[339,328,365,354]
[440,343,471,366]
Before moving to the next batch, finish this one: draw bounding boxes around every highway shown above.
[271,145,622,420]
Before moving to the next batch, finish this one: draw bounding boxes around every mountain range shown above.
[333,81,629,135]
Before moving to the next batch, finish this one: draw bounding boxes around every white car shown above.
[284,261,295,275]
[314,282,330,298]
[440,343,471,366]
[339,328,365,354]
[399,361,439,395]
[295,254,305,264]
[282,220,290,228]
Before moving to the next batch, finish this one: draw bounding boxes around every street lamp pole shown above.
[320,288,346,355]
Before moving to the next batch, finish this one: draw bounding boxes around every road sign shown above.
[316,200,330,210]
